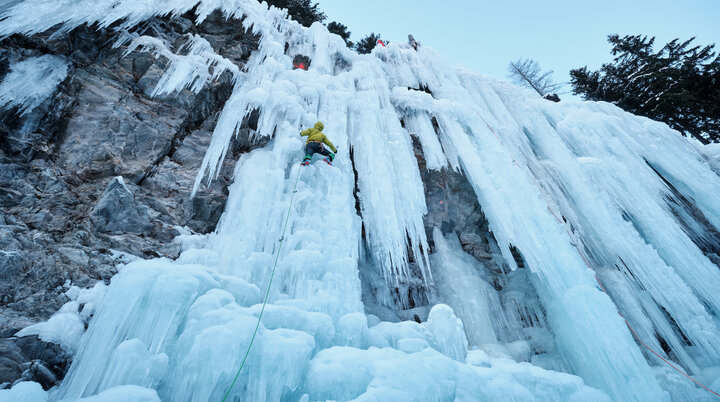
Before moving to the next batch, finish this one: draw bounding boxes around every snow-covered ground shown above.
[2,0,720,401]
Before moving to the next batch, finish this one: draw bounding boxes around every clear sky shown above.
[316,0,720,95]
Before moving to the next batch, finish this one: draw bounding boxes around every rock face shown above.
[0,11,262,389]
[90,177,152,235]
[0,336,69,390]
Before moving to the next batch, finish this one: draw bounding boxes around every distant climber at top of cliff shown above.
[300,122,337,166]
[408,34,419,50]
[292,54,311,70]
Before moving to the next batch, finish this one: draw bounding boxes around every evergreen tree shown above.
[327,21,353,48]
[355,33,382,54]
[266,0,326,27]
[570,34,720,143]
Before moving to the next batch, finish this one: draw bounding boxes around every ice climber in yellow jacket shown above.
[300,121,337,166]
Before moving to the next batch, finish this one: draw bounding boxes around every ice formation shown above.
[2,0,720,401]
[124,34,240,97]
[0,54,68,115]
[14,283,107,354]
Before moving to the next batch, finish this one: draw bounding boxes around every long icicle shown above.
[221,165,303,401]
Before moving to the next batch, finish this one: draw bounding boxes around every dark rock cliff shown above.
[0,11,262,389]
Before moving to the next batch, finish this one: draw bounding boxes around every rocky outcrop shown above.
[90,177,152,235]
[0,11,263,389]
[0,336,70,390]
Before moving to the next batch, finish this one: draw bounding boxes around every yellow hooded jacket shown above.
[300,122,337,153]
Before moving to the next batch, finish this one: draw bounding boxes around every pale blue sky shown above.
[316,0,720,95]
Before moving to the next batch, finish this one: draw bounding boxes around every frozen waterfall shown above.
[2,0,720,401]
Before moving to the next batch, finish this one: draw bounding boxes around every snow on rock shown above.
[13,281,107,355]
[0,54,68,115]
[73,385,161,402]
[2,0,720,401]
[15,302,84,354]
[0,381,48,402]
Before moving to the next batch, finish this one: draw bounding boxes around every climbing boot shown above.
[323,158,332,166]
[301,160,310,166]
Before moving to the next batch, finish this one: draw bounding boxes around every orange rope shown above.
[590,274,719,397]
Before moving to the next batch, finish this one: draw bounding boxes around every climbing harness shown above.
[478,116,720,398]
[221,166,303,401]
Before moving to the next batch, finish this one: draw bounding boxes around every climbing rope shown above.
[221,165,303,402]
[478,115,720,398]
[593,274,720,398]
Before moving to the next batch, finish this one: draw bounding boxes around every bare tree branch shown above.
[507,59,563,97]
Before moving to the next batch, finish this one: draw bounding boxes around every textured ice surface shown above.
[15,302,84,353]
[0,54,68,115]
[3,0,720,401]
[124,34,240,97]
[14,283,106,353]
[431,228,499,346]
[0,382,47,402]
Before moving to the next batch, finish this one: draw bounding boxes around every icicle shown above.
[430,228,499,346]
[124,34,240,97]
[0,54,68,115]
